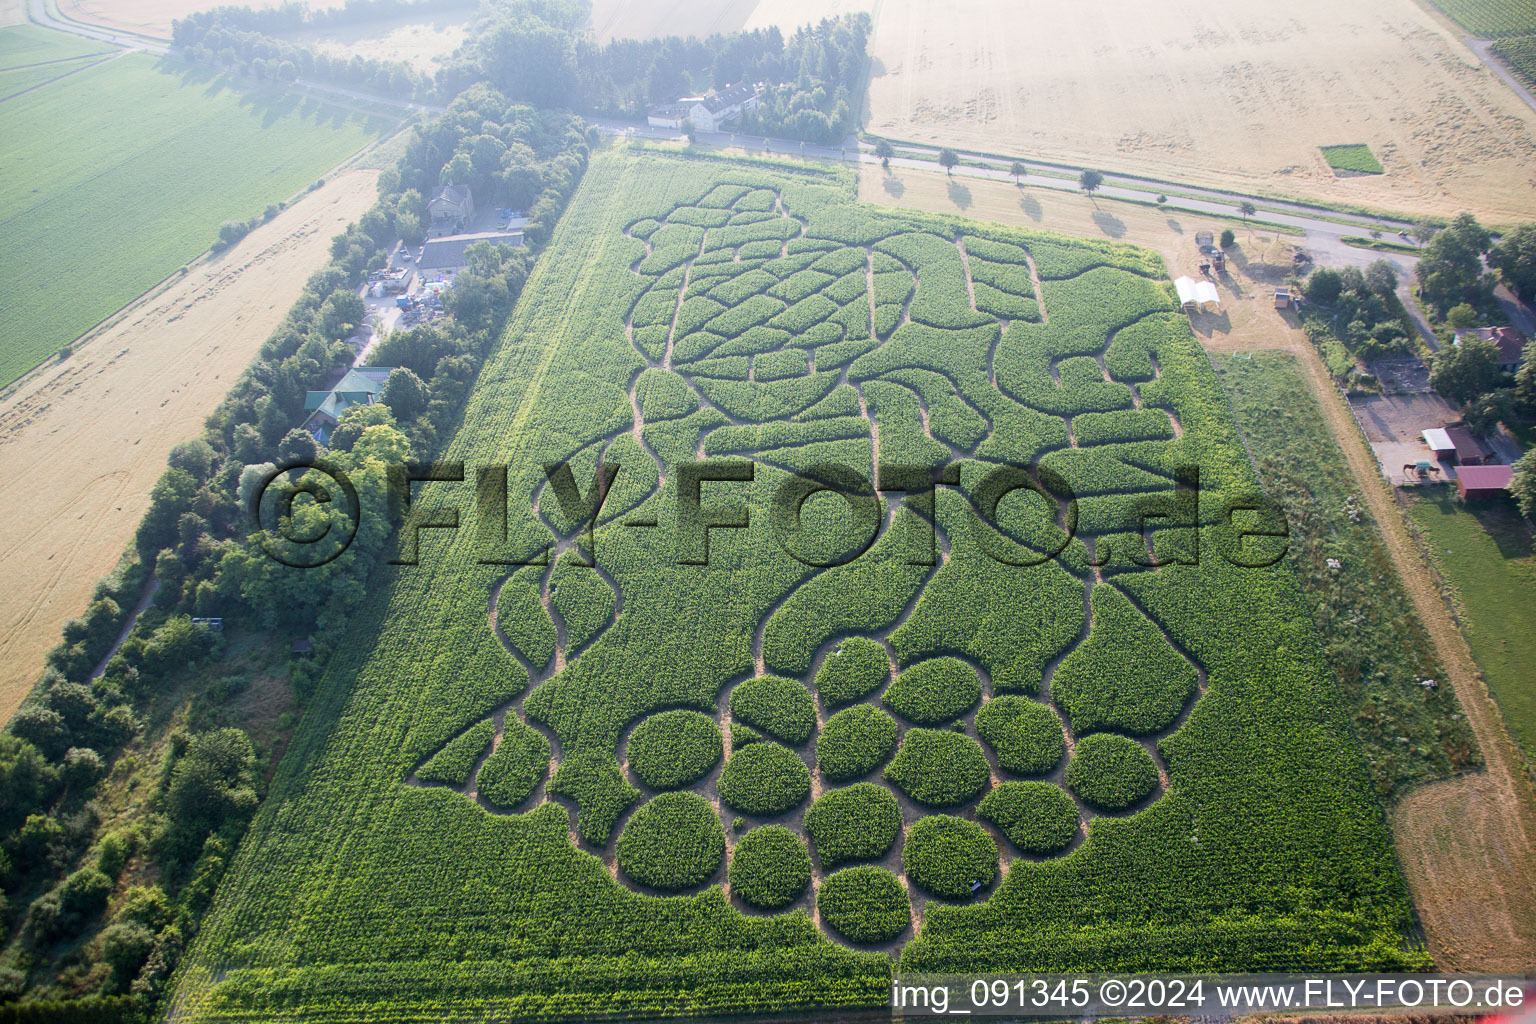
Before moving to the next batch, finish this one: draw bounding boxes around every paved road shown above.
[1466,38,1536,116]
[595,119,1425,273]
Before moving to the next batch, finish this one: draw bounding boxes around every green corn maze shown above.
[170,151,1428,1023]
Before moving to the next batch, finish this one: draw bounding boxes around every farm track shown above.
[408,182,1227,952]
[1201,330,1536,970]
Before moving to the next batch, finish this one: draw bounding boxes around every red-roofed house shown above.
[1454,326,1529,373]
[1456,464,1514,500]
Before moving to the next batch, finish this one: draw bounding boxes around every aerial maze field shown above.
[173,152,1426,1021]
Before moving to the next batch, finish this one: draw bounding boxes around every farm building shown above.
[1422,427,1456,460]
[1274,288,1293,309]
[646,83,760,132]
[1446,425,1489,465]
[418,231,524,273]
[302,367,395,444]
[428,185,474,235]
[1453,326,1529,373]
[1456,464,1514,500]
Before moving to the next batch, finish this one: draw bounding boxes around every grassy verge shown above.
[1341,235,1421,255]
[1407,485,1536,773]
[1214,352,1480,797]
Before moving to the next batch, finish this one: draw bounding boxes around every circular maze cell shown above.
[902,815,998,899]
[1064,733,1159,811]
[977,781,1079,854]
[475,720,549,809]
[814,638,891,708]
[802,783,901,868]
[883,658,982,726]
[626,710,722,790]
[728,825,811,909]
[616,792,725,891]
[816,705,899,783]
[974,697,1065,776]
[817,866,910,944]
[729,675,817,745]
[884,729,991,808]
[717,742,812,817]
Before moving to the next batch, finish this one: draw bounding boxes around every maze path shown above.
[408,182,1211,948]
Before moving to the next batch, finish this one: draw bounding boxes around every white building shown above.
[647,82,760,133]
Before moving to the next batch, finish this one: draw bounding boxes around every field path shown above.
[0,170,379,723]
[1285,339,1536,970]
[1206,312,1536,970]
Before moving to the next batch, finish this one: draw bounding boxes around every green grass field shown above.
[0,45,394,387]
[1320,144,1385,175]
[170,150,1426,1022]
[0,24,111,69]
[1408,487,1536,769]
[1429,0,1536,36]
[1214,352,1477,795]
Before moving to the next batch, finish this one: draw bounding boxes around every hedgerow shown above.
[616,792,726,890]
[816,705,899,782]
[1051,585,1198,736]
[475,721,550,809]
[817,866,910,943]
[802,783,901,868]
[626,710,722,790]
[1064,733,1159,811]
[729,676,817,745]
[902,815,998,898]
[718,742,812,816]
[415,718,494,785]
[815,638,891,707]
[884,729,990,808]
[973,697,1064,775]
[883,658,982,725]
[728,825,811,909]
[977,782,1079,853]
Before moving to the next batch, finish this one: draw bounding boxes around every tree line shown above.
[0,87,591,1016]
[172,0,871,145]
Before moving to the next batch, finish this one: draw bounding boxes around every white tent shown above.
[1174,276,1199,308]
[1174,276,1221,312]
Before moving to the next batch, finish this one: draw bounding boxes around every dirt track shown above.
[862,162,1536,971]
[0,170,379,723]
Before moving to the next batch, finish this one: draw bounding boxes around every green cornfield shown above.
[169,149,1428,1022]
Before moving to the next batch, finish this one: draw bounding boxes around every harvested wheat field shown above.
[853,0,1536,223]
[0,170,378,723]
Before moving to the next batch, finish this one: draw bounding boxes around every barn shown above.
[1456,464,1513,501]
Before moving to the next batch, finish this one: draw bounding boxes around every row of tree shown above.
[0,88,591,1013]
[172,0,872,146]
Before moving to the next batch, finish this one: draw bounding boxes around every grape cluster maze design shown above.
[173,154,1428,1024]
[411,179,1214,942]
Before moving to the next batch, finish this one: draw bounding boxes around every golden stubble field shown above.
[0,170,378,722]
[56,0,342,39]
[857,0,1536,223]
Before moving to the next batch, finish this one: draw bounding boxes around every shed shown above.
[1456,464,1513,500]
[1274,288,1292,309]
[1422,428,1455,459]
[1446,425,1488,466]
